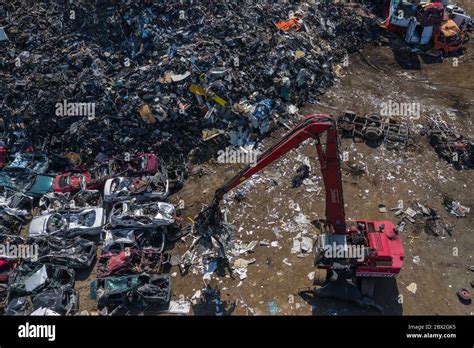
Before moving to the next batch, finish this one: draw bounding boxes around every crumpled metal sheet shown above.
[96,273,171,310]
[97,244,169,278]
[28,236,97,269]
[8,263,75,298]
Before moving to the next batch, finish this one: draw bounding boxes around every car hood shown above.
[26,175,54,197]
[28,215,49,237]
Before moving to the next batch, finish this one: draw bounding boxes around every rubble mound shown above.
[0,0,377,166]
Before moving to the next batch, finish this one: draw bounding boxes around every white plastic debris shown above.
[294,212,310,225]
[30,308,60,316]
[412,256,421,265]
[170,71,191,82]
[291,236,313,254]
[25,265,48,292]
[406,282,417,294]
[270,241,280,248]
[168,300,191,315]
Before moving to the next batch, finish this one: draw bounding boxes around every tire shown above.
[457,288,471,303]
[368,113,382,127]
[313,268,328,287]
[364,126,383,141]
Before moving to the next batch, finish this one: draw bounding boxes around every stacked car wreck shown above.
[0,142,182,314]
[384,0,472,54]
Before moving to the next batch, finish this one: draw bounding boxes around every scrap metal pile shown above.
[0,0,376,161]
[427,118,474,169]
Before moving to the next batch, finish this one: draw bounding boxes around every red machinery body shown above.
[214,114,404,278]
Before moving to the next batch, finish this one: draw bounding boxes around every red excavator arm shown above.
[214,114,346,234]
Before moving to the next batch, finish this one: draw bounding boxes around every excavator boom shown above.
[206,112,404,280]
[214,114,346,234]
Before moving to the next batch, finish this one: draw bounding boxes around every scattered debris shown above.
[406,282,418,294]
[444,197,471,218]
[428,119,474,170]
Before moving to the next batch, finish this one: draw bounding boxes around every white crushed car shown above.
[109,201,175,228]
[103,174,169,203]
[28,208,106,238]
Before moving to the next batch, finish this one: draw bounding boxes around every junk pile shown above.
[0,0,377,165]
[0,151,184,315]
[95,204,179,313]
[426,118,474,170]
[443,197,470,218]
[390,201,452,237]
[382,0,472,55]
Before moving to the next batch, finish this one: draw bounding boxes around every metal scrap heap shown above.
[0,0,377,164]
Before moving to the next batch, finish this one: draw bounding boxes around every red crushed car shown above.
[0,259,15,283]
[53,171,92,193]
[124,153,158,174]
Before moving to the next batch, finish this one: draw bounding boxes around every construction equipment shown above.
[199,114,404,303]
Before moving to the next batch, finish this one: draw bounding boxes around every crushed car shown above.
[30,287,79,316]
[27,236,97,269]
[103,174,169,203]
[95,274,171,311]
[103,228,166,251]
[24,174,55,198]
[53,171,92,193]
[109,201,175,229]
[53,159,119,193]
[0,210,24,235]
[122,153,158,175]
[28,208,106,238]
[0,189,34,220]
[97,244,169,278]
[39,190,102,214]
[7,263,75,298]
[4,152,49,175]
[4,287,79,316]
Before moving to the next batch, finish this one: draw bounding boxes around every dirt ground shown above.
[75,3,474,316]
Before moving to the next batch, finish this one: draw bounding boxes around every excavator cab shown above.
[314,219,404,278]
